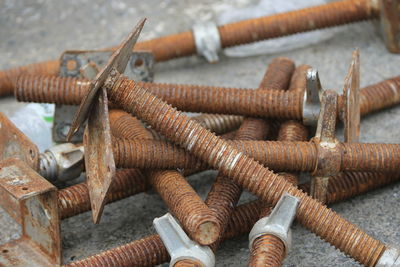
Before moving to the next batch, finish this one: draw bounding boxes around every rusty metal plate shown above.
[0,112,39,171]
[54,39,154,143]
[0,158,61,267]
[380,0,400,53]
[343,49,360,143]
[83,87,116,223]
[67,18,146,140]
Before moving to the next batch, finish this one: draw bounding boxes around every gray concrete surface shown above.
[0,1,400,266]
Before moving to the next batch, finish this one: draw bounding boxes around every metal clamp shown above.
[192,22,221,63]
[376,246,400,267]
[249,193,300,255]
[153,213,215,267]
[303,69,322,126]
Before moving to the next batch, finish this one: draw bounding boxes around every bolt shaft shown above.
[15,74,400,119]
[110,108,220,246]
[205,57,295,254]
[248,64,309,266]
[1,0,379,96]
[106,74,386,266]
[111,138,400,173]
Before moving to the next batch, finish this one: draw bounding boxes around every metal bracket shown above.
[303,69,322,126]
[0,158,61,267]
[66,19,146,223]
[343,49,360,143]
[311,90,341,203]
[192,21,222,63]
[0,112,39,171]
[54,48,154,143]
[379,0,400,53]
[249,193,299,255]
[153,213,215,266]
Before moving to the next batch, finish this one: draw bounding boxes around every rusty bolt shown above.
[204,57,295,254]
[15,74,400,120]
[101,72,387,265]
[65,24,392,265]
[110,107,220,246]
[64,200,265,267]
[111,138,400,173]
[1,0,388,97]
[248,64,309,266]
[62,167,400,266]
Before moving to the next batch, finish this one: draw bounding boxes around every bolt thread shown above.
[277,120,309,141]
[289,64,312,91]
[249,235,285,267]
[110,108,220,245]
[111,137,400,173]
[15,74,400,120]
[205,57,294,254]
[109,109,152,140]
[112,138,207,170]
[108,75,386,265]
[218,0,378,48]
[191,114,244,135]
[65,234,169,267]
[139,81,303,119]
[341,143,400,172]
[0,60,59,97]
[16,74,89,105]
[58,169,149,220]
[38,150,57,182]
[358,76,400,116]
[148,170,220,245]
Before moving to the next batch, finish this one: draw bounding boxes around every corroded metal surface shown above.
[15,73,400,120]
[0,112,39,171]
[0,158,60,267]
[83,87,116,223]
[380,0,400,53]
[343,49,360,143]
[67,19,146,139]
[108,72,387,266]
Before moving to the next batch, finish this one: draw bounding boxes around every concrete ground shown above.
[0,1,399,266]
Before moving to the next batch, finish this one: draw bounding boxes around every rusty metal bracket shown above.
[66,19,146,223]
[0,158,61,267]
[83,87,116,223]
[311,90,341,203]
[343,49,360,143]
[0,112,39,171]
[379,0,400,53]
[54,47,154,143]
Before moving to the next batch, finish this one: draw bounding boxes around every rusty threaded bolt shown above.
[61,168,400,266]
[105,72,388,266]
[111,138,400,173]
[58,168,150,220]
[248,64,309,267]
[15,74,400,119]
[110,108,220,246]
[1,0,379,97]
[63,200,265,267]
[205,57,295,253]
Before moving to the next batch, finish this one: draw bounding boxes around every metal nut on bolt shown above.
[248,193,300,254]
[153,213,215,267]
[39,143,84,182]
[192,21,221,63]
